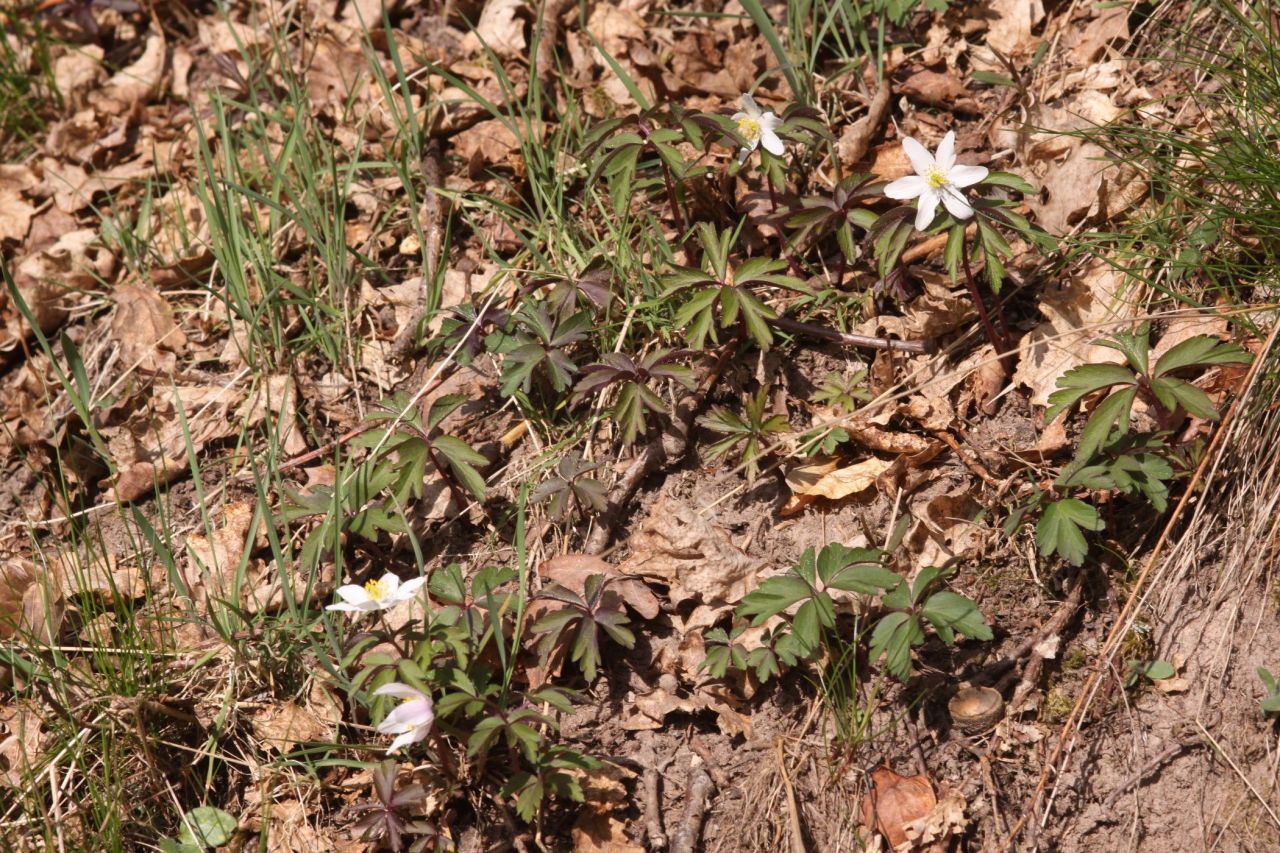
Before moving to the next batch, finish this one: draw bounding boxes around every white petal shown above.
[379,701,434,733]
[740,93,760,116]
[333,584,372,605]
[884,175,928,200]
[935,131,956,171]
[915,188,941,231]
[325,601,362,612]
[377,572,401,595]
[941,187,974,220]
[901,136,935,176]
[373,683,427,702]
[948,164,989,188]
[731,111,747,122]
[737,141,757,163]
[386,728,428,754]
[758,112,782,133]
[760,130,785,156]
[394,576,426,601]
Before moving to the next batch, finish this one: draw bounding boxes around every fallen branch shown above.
[393,140,445,360]
[769,314,932,354]
[668,758,716,853]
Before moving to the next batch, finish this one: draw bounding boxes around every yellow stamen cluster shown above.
[364,578,389,601]
[925,166,949,189]
[736,116,762,142]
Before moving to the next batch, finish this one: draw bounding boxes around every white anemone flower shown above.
[732,93,784,162]
[372,683,435,754]
[326,572,425,614]
[884,130,989,231]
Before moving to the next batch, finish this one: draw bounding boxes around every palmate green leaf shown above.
[791,596,834,654]
[1099,325,1151,374]
[815,543,896,593]
[921,591,993,644]
[1148,377,1219,420]
[1044,362,1137,424]
[868,611,924,680]
[432,434,488,500]
[736,575,813,625]
[1077,386,1138,460]
[1153,334,1252,376]
[1036,498,1103,566]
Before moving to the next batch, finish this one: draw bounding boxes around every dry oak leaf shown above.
[112,282,188,373]
[1013,258,1137,407]
[861,767,937,849]
[103,381,248,502]
[7,228,115,346]
[617,496,763,608]
[183,501,268,606]
[572,812,644,853]
[460,0,527,58]
[0,557,65,643]
[898,69,967,106]
[980,0,1045,58]
[586,3,646,58]
[453,118,522,177]
[1068,4,1130,63]
[251,686,340,753]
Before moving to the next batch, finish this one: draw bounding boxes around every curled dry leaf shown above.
[8,228,115,346]
[861,767,937,849]
[0,188,35,244]
[0,702,46,789]
[901,784,968,849]
[618,496,763,608]
[94,28,166,110]
[786,456,893,501]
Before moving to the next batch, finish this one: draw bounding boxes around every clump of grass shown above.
[1079,0,1280,315]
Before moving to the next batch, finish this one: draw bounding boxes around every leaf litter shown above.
[0,0,1271,849]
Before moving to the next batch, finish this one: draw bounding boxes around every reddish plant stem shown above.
[659,159,687,235]
[961,231,1011,374]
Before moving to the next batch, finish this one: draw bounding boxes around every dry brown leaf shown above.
[538,554,661,620]
[980,0,1045,59]
[787,456,893,500]
[847,421,945,463]
[622,682,701,731]
[461,0,528,58]
[0,189,35,244]
[95,28,166,110]
[906,493,987,569]
[901,784,968,849]
[453,118,522,177]
[0,702,46,789]
[104,382,248,502]
[618,496,763,608]
[862,767,937,849]
[586,3,646,57]
[112,283,188,373]
[1150,312,1230,364]
[183,501,266,605]
[572,812,644,853]
[898,69,967,106]
[251,691,339,752]
[1013,258,1137,407]
[1068,4,1130,64]
[53,45,104,101]
[8,228,115,346]
[54,550,146,600]
[0,557,62,642]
